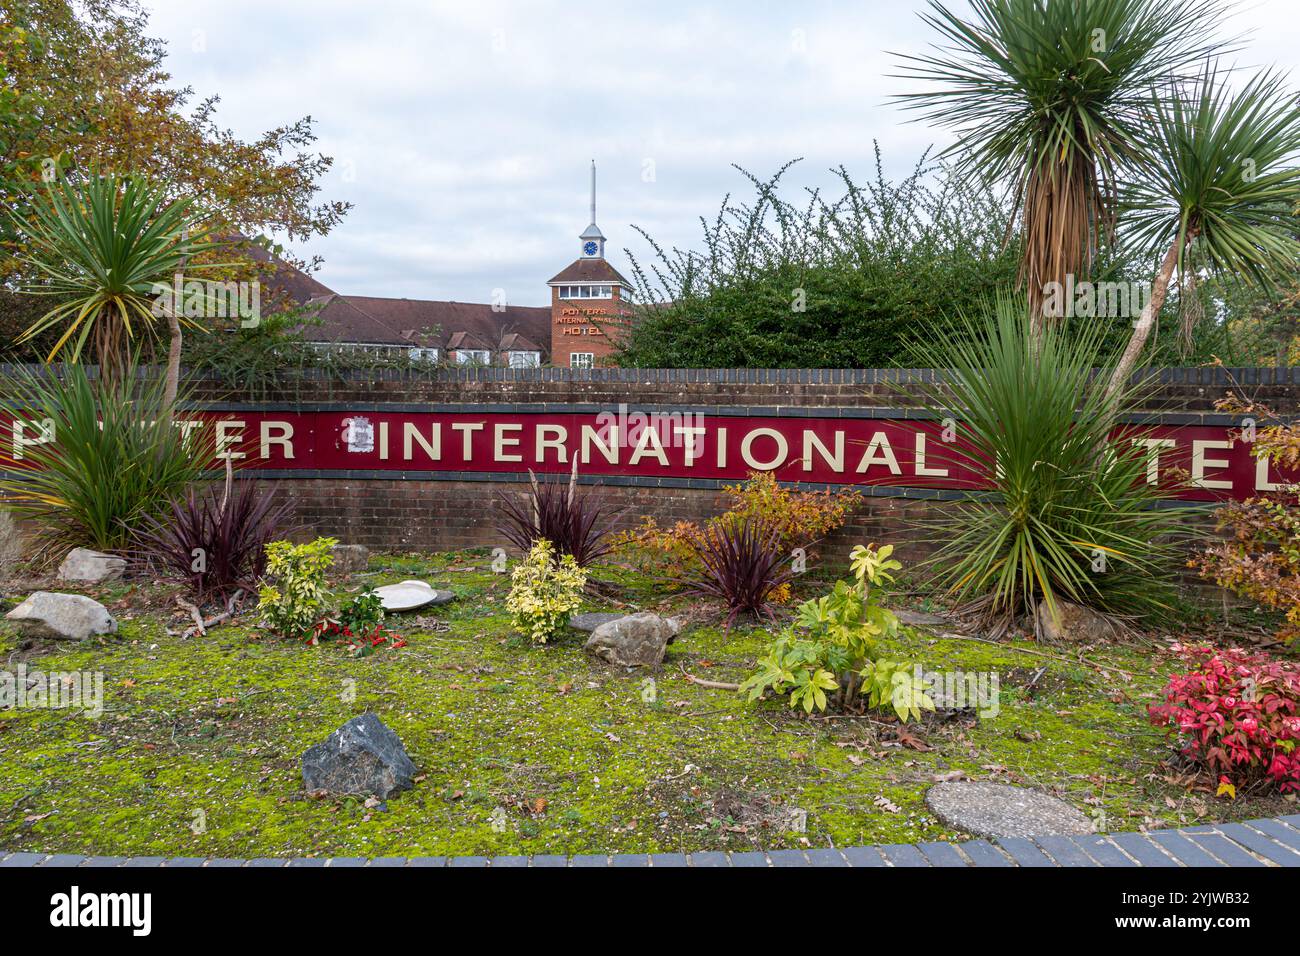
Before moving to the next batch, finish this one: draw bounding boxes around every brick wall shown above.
[171,365,1299,560]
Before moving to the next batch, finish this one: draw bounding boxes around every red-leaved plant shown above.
[1148,644,1300,794]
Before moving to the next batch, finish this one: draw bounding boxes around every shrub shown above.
[612,515,702,578]
[619,155,1022,368]
[613,471,858,582]
[311,588,406,657]
[256,536,337,639]
[718,471,860,556]
[905,297,1195,633]
[686,518,792,630]
[0,363,208,559]
[497,464,621,568]
[740,545,933,719]
[1148,644,1300,795]
[1195,394,1300,644]
[131,473,292,603]
[506,539,587,644]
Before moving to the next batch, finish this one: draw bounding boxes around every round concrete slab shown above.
[925,782,1093,840]
[374,581,454,612]
[569,612,626,633]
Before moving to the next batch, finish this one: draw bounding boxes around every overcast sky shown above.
[142,0,1300,307]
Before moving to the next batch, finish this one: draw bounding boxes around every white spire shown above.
[579,159,606,256]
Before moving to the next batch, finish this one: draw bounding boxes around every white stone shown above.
[5,591,117,640]
[57,548,126,583]
[373,580,453,612]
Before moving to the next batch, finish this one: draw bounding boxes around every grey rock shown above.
[926,782,1093,840]
[1036,600,1118,643]
[330,544,370,574]
[301,713,417,800]
[569,612,626,633]
[57,547,125,583]
[584,612,680,667]
[4,591,117,640]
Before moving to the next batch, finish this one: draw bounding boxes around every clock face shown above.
[583,240,599,256]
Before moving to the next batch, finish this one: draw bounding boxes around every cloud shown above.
[142,0,1300,305]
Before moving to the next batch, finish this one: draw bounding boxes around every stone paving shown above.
[3,815,1298,868]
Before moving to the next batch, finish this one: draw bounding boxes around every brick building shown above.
[546,162,633,368]
[280,163,630,368]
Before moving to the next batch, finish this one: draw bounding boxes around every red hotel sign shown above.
[3,407,1293,501]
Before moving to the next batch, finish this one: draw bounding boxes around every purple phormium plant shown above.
[496,463,622,568]
[131,475,293,604]
[687,517,791,631]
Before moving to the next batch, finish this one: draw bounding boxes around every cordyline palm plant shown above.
[1107,68,1300,401]
[131,467,293,604]
[496,459,623,568]
[687,518,792,631]
[906,297,1198,635]
[895,0,1234,326]
[13,172,215,401]
[0,362,210,560]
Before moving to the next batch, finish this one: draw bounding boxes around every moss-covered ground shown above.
[0,550,1293,859]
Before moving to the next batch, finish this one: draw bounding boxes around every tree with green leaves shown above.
[0,0,348,358]
[895,0,1236,328]
[1106,69,1300,397]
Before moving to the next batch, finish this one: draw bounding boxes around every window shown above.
[558,285,614,299]
[507,350,540,368]
[570,352,594,369]
[409,347,439,364]
[455,349,491,365]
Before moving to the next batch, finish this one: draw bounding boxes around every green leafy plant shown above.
[740,545,933,720]
[12,172,217,395]
[0,361,208,559]
[337,588,384,637]
[256,536,336,639]
[905,297,1196,634]
[620,154,1024,368]
[310,588,406,657]
[506,538,587,645]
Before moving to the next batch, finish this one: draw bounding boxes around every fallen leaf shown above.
[931,770,969,783]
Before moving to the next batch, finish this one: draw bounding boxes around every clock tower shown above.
[547,161,631,368]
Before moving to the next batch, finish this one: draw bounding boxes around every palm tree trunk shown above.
[163,249,190,414]
[163,310,182,409]
[1103,239,1183,404]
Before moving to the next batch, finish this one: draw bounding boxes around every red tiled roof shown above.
[547,258,630,285]
[304,295,551,352]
